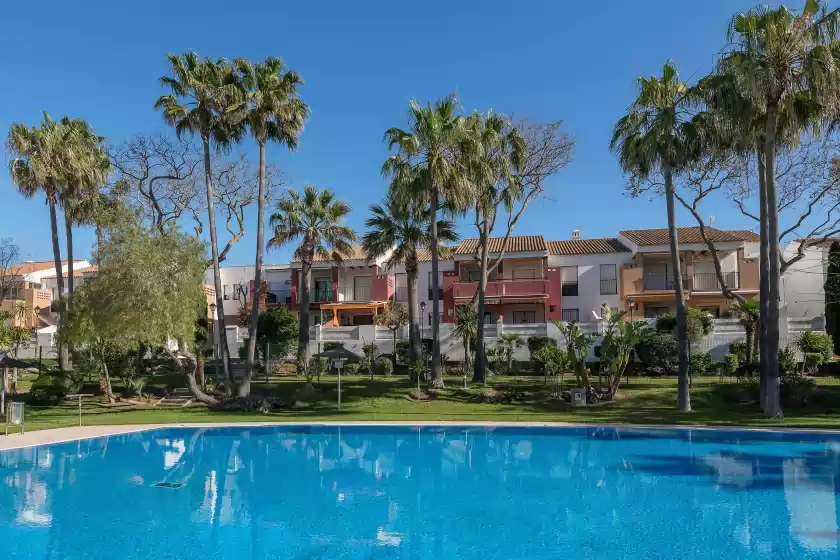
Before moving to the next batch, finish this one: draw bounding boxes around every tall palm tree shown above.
[458,111,526,382]
[155,52,246,394]
[721,0,840,417]
[611,60,693,411]
[234,56,309,395]
[362,194,458,366]
[267,186,356,370]
[383,95,473,387]
[7,113,72,370]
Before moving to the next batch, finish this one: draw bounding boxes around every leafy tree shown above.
[599,306,646,399]
[156,51,246,394]
[363,194,457,366]
[611,60,693,411]
[452,303,477,372]
[267,186,356,370]
[495,333,523,375]
[383,94,472,387]
[555,321,597,391]
[235,56,309,393]
[532,345,565,385]
[374,300,408,370]
[256,308,299,360]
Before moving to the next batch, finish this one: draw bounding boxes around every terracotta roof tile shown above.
[7,260,85,275]
[547,238,630,255]
[455,236,547,255]
[619,227,756,245]
[416,246,458,261]
[41,265,99,280]
[292,246,368,263]
[727,229,761,242]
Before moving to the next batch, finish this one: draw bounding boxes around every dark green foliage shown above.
[527,336,557,360]
[395,339,410,364]
[323,342,340,351]
[825,242,840,354]
[531,345,564,377]
[375,356,394,376]
[656,308,715,343]
[344,362,361,375]
[728,341,748,363]
[689,351,713,375]
[29,371,85,405]
[779,347,798,376]
[635,330,677,369]
[257,308,299,356]
[796,331,834,368]
[723,354,739,375]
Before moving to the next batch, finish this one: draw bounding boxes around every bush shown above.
[656,308,715,342]
[728,341,747,363]
[532,345,565,377]
[29,370,85,405]
[323,342,340,351]
[803,352,823,374]
[797,331,833,367]
[527,336,556,360]
[122,377,145,397]
[779,347,798,376]
[723,354,739,376]
[395,339,410,364]
[375,356,394,376]
[690,351,713,375]
[636,330,677,369]
[343,362,360,375]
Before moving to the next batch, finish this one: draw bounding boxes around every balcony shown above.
[394,286,408,302]
[692,271,740,291]
[453,279,550,299]
[643,272,688,291]
[313,289,333,302]
[266,287,293,305]
[342,285,372,302]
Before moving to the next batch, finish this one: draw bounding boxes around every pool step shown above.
[157,388,194,408]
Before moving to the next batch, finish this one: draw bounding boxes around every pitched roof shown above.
[547,238,630,255]
[455,236,547,255]
[727,229,761,242]
[292,246,368,263]
[416,246,458,262]
[42,265,98,280]
[619,227,757,246]
[7,260,84,276]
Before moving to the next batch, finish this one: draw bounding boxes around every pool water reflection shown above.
[1,425,840,559]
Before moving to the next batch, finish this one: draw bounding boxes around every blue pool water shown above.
[1,425,840,559]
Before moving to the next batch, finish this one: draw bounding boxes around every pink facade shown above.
[371,265,392,301]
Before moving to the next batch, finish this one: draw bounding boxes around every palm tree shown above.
[721,1,840,417]
[458,111,526,382]
[383,95,473,387]
[155,52,246,394]
[7,113,72,370]
[362,194,458,367]
[611,60,693,411]
[267,186,356,371]
[234,56,309,396]
[733,299,761,364]
[452,303,477,371]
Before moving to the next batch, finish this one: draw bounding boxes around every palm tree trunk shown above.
[49,196,70,371]
[757,144,769,410]
[298,260,313,372]
[763,103,783,418]
[202,137,232,396]
[406,261,421,366]
[473,232,490,383]
[664,162,690,412]
[196,355,206,390]
[64,208,74,298]
[240,140,267,397]
[392,330,398,370]
[429,188,443,388]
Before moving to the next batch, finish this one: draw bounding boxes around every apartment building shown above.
[0,260,90,329]
[782,239,835,325]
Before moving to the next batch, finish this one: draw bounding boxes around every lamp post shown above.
[628,298,637,321]
[209,303,220,383]
[420,301,426,332]
[34,307,42,375]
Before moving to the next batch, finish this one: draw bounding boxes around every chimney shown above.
[572,229,581,240]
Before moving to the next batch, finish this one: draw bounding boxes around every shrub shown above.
[122,377,145,397]
[656,308,715,342]
[796,331,833,367]
[728,341,747,363]
[375,356,394,376]
[803,352,823,374]
[636,330,677,369]
[343,362,360,375]
[690,352,713,375]
[532,345,565,377]
[29,371,85,405]
[527,336,556,360]
[395,339,410,364]
[779,347,798,376]
[323,342,340,351]
[723,354,739,376]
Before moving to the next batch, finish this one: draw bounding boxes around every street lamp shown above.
[627,298,637,321]
[209,303,220,383]
[419,301,427,334]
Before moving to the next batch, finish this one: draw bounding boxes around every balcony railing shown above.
[394,286,408,302]
[453,279,550,299]
[600,278,617,295]
[643,273,687,291]
[693,271,740,291]
[267,289,293,304]
[313,289,333,302]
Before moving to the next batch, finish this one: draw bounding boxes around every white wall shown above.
[548,252,633,321]
[783,243,827,321]
[692,250,738,275]
[207,265,255,318]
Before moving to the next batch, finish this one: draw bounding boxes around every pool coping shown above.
[2,420,840,451]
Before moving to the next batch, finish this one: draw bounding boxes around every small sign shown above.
[5,402,24,434]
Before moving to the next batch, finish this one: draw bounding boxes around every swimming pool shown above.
[1,425,839,559]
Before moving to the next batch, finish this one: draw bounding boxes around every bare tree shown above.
[0,239,22,301]
[111,134,203,234]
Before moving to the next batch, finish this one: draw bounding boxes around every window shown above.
[512,310,536,324]
[561,308,579,322]
[644,306,670,319]
[427,311,444,326]
[600,264,617,295]
[427,271,443,300]
[394,273,408,301]
[512,267,538,280]
[699,306,720,318]
[561,266,578,297]
[223,285,231,300]
[233,284,247,301]
[484,312,492,325]
[314,279,333,302]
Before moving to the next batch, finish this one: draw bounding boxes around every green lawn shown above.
[14,374,840,432]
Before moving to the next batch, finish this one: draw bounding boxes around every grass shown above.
[14,373,840,433]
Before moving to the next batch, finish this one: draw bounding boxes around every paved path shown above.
[2,421,839,451]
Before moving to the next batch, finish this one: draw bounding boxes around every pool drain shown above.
[153,482,184,489]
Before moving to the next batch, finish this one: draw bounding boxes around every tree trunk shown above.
[473,231,490,383]
[99,345,115,404]
[166,341,218,406]
[757,144,770,410]
[95,224,104,259]
[406,260,422,366]
[241,140,267,397]
[203,137,232,396]
[64,208,74,298]
[429,188,443,388]
[392,330,398,370]
[763,103,783,418]
[196,356,206,390]
[49,196,70,371]
[745,326,753,364]
[297,260,313,372]
[664,162,690,412]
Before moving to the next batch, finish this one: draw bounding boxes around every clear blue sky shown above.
[0,0,762,266]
